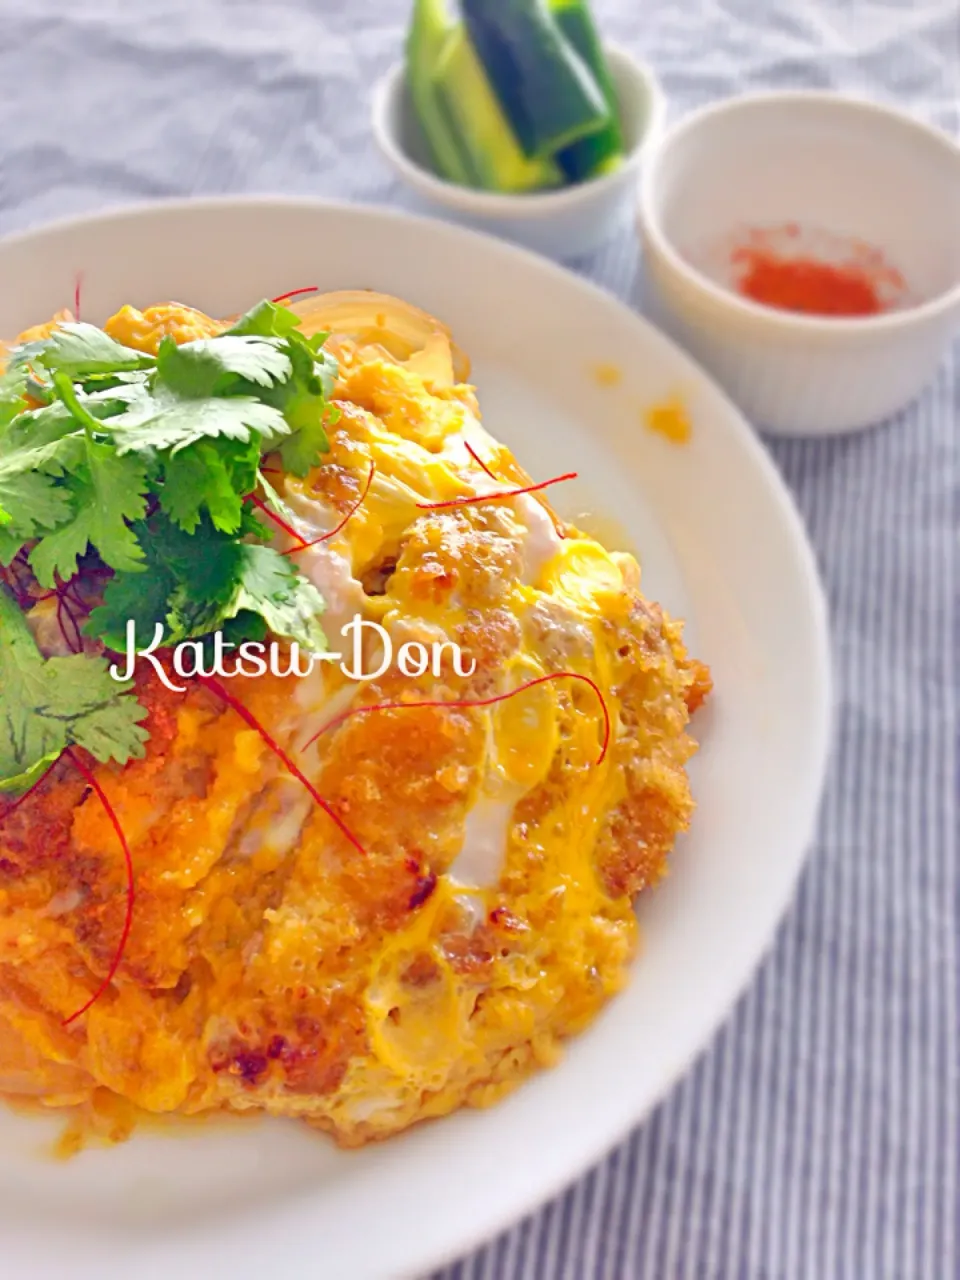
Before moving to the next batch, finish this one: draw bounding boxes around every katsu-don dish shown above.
[0,289,711,1150]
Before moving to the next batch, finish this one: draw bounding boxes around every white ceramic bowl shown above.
[638,92,960,435]
[373,44,665,261]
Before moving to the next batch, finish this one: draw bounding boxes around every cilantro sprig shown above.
[0,585,149,793]
[89,510,328,656]
[0,299,339,792]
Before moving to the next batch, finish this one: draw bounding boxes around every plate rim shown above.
[0,195,834,1279]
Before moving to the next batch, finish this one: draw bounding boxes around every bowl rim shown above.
[637,88,960,336]
[372,43,666,219]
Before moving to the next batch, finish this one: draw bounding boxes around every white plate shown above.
[0,199,831,1280]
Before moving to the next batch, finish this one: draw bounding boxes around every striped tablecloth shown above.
[0,2,956,1276]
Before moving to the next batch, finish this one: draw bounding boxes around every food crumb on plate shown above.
[644,396,692,445]
[591,362,623,388]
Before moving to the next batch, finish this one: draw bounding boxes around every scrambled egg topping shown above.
[0,303,711,1148]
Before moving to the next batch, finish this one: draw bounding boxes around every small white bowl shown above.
[637,92,960,435]
[373,44,665,261]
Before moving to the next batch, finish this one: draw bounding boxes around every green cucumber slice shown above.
[550,0,625,181]
[460,0,613,161]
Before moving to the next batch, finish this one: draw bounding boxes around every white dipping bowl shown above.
[373,44,665,261]
[638,92,960,435]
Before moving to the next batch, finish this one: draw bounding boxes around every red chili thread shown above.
[0,759,59,824]
[464,441,498,480]
[9,550,36,594]
[55,582,84,654]
[7,572,85,652]
[245,493,308,547]
[195,674,367,856]
[73,272,84,321]
[0,563,33,611]
[271,286,319,304]
[55,595,79,654]
[416,472,577,512]
[61,749,135,1027]
[282,461,375,556]
[463,441,567,539]
[304,671,611,765]
[65,579,89,608]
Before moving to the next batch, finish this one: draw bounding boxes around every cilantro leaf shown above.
[29,443,148,586]
[0,365,29,431]
[88,514,207,652]
[63,686,151,768]
[156,334,293,397]
[220,611,268,646]
[160,437,257,535]
[0,431,85,479]
[262,336,336,475]
[4,386,137,451]
[0,586,149,791]
[0,750,62,798]
[221,328,336,476]
[225,300,302,339]
[223,435,262,501]
[227,544,327,654]
[305,337,338,401]
[4,401,83,450]
[0,469,74,538]
[0,529,23,567]
[0,426,85,540]
[10,322,155,380]
[109,387,290,456]
[167,541,327,655]
[277,413,331,477]
[160,443,236,534]
[87,538,178,654]
[88,512,327,656]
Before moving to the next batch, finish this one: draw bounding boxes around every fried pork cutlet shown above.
[0,302,710,1148]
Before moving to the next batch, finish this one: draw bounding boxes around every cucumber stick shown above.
[550,0,625,180]
[407,0,560,192]
[435,29,562,192]
[406,0,478,186]
[460,0,613,161]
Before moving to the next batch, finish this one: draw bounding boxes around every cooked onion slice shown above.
[288,290,470,387]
